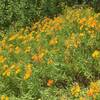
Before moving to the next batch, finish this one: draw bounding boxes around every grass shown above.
[0,6,100,100]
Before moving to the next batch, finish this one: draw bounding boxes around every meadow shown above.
[0,6,100,100]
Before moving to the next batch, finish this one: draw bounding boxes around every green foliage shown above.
[0,0,99,30]
[0,0,64,29]
[93,0,100,12]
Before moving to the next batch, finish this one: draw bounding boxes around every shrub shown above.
[0,0,64,29]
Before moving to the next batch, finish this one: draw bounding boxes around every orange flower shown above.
[49,37,58,46]
[47,79,54,86]
[87,88,94,96]
[90,21,96,27]
[79,18,86,24]
[32,53,45,62]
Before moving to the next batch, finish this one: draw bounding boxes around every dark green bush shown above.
[93,0,100,12]
[0,0,64,29]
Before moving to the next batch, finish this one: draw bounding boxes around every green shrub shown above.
[93,0,100,12]
[0,0,64,29]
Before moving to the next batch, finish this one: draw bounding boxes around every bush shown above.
[93,0,100,12]
[0,0,64,29]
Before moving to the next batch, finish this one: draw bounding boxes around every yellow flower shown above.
[8,44,14,53]
[26,64,32,69]
[23,69,32,80]
[15,66,21,74]
[24,64,32,80]
[3,68,10,77]
[38,53,45,60]
[8,34,18,41]
[0,55,6,63]
[48,59,54,64]
[92,50,100,59]
[10,63,16,69]
[49,37,58,46]
[5,96,9,100]
[79,33,84,37]
[25,46,31,53]
[87,81,100,97]
[26,33,34,41]
[71,83,81,97]
[80,25,84,30]
[18,35,25,40]
[34,34,41,41]
[1,95,5,100]
[90,82,100,93]
[79,18,86,24]
[1,39,7,49]
[79,97,86,100]
[74,41,79,48]
[15,46,21,54]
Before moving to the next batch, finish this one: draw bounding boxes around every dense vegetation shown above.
[0,1,100,100]
[0,0,100,30]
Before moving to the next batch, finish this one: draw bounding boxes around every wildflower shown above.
[2,68,10,77]
[25,46,31,53]
[8,44,14,53]
[79,18,86,24]
[0,55,6,63]
[15,46,21,54]
[90,21,96,27]
[1,39,7,49]
[47,79,54,86]
[90,82,100,93]
[71,83,81,97]
[79,96,86,100]
[23,69,32,80]
[5,96,9,100]
[32,54,39,62]
[10,64,16,69]
[92,50,100,59]
[74,41,79,48]
[8,34,18,41]
[24,64,32,80]
[87,81,100,97]
[38,53,45,61]
[15,66,21,74]
[49,37,58,46]
[32,52,45,62]
[48,59,54,64]
[87,88,94,96]
[26,33,34,41]
[1,95,5,100]
[27,64,32,69]
[79,33,84,37]
[18,35,25,40]
[80,25,84,30]
[34,34,41,41]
